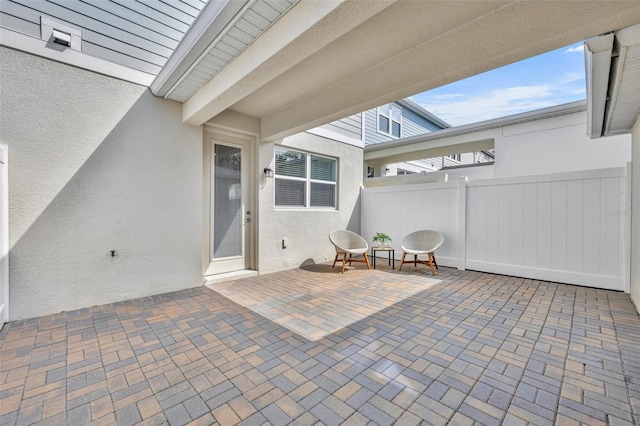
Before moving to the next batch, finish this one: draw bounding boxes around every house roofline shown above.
[365,100,586,153]
[395,98,451,129]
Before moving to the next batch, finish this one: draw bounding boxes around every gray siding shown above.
[0,0,206,75]
[402,107,443,136]
[364,108,391,145]
[363,104,445,146]
[320,112,362,140]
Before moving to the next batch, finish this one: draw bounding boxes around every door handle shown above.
[246,218,252,222]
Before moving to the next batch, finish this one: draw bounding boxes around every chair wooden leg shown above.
[332,252,339,268]
[432,253,438,270]
[414,254,418,267]
[363,253,372,270]
[399,252,406,270]
[428,253,436,275]
[341,254,347,274]
[348,253,353,266]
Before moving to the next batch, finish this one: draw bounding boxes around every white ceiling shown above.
[174,0,640,140]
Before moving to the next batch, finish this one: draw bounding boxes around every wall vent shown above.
[41,17,81,52]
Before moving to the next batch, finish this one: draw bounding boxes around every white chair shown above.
[399,230,444,275]
[329,230,372,273]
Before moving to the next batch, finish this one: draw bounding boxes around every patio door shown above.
[204,130,255,276]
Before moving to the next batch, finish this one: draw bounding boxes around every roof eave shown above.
[150,0,248,98]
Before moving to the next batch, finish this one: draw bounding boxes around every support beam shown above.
[182,0,397,126]
[260,2,640,141]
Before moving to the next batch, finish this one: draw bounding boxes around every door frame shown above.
[0,144,8,326]
[202,126,257,277]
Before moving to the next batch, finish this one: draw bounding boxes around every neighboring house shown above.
[364,100,631,183]
[1,1,639,323]
[316,98,494,177]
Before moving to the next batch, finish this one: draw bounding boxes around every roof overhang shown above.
[151,1,640,140]
[586,23,640,138]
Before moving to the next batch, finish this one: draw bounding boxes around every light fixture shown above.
[264,167,274,178]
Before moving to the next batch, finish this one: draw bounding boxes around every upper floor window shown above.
[448,153,461,162]
[377,103,402,137]
[274,147,337,209]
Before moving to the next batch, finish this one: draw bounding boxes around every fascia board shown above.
[584,33,614,138]
[150,0,249,97]
[0,28,153,86]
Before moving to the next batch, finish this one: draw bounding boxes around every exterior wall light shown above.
[264,167,274,178]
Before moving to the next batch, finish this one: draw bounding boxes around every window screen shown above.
[274,147,337,208]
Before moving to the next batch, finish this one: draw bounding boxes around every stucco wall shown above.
[259,133,363,274]
[495,111,631,177]
[0,47,203,320]
[631,118,640,312]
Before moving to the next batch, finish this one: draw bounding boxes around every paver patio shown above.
[1,264,639,425]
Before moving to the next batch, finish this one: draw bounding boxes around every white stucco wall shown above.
[259,133,363,274]
[495,111,631,177]
[631,118,640,312]
[1,47,203,320]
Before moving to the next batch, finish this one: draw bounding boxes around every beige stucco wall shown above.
[631,117,640,312]
[0,47,204,320]
[495,111,631,177]
[258,132,363,274]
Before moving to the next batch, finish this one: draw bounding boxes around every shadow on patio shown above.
[1,266,639,425]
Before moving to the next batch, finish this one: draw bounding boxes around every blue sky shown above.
[410,43,587,127]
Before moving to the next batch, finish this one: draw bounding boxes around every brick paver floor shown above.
[1,264,639,425]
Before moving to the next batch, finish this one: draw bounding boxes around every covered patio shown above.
[1,265,638,425]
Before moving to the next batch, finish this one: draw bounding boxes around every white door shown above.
[204,131,254,276]
[0,145,8,326]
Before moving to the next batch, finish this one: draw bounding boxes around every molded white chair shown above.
[399,230,444,275]
[329,230,372,273]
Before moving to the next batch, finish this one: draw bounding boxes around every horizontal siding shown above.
[401,107,442,136]
[321,113,362,140]
[364,103,444,146]
[0,9,40,38]
[364,109,392,145]
[0,0,206,75]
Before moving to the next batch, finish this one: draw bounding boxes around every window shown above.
[377,103,402,137]
[275,147,337,208]
[448,153,461,162]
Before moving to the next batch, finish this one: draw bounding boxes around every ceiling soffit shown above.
[160,0,299,103]
[605,24,640,135]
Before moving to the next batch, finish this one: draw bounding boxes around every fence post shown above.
[457,176,467,270]
[623,162,632,293]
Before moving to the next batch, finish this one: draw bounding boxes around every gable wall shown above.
[363,104,444,146]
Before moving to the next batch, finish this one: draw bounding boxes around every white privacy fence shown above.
[361,165,631,292]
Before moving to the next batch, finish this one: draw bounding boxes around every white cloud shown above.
[565,45,584,54]
[558,72,584,84]
[412,84,559,126]
[427,93,465,101]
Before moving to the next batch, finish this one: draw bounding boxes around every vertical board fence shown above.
[361,165,631,292]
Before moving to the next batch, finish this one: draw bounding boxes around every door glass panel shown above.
[213,144,242,258]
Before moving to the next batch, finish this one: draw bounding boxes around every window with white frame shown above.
[274,147,337,208]
[448,153,461,162]
[377,103,402,137]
